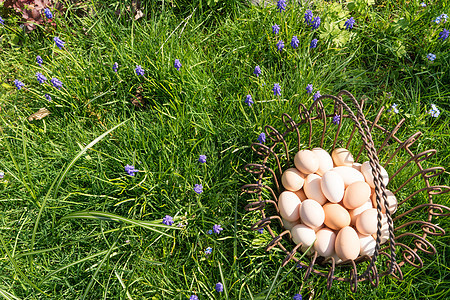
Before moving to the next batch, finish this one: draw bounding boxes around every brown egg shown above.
[311,147,333,176]
[349,200,373,225]
[331,148,354,167]
[371,190,397,214]
[314,228,336,257]
[323,203,351,230]
[335,226,360,261]
[281,168,305,191]
[355,208,378,235]
[303,174,328,205]
[294,150,319,174]
[342,181,371,209]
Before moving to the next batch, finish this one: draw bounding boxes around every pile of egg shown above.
[279,148,397,263]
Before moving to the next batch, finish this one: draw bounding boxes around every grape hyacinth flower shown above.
[36,55,43,66]
[276,40,285,52]
[304,10,313,25]
[135,65,145,76]
[254,65,261,77]
[0,16,4,25]
[174,59,182,71]
[14,80,25,90]
[306,84,313,94]
[45,94,52,101]
[113,62,118,72]
[54,37,65,49]
[245,94,254,107]
[273,83,281,96]
[311,16,321,30]
[332,115,341,125]
[310,38,318,49]
[291,36,299,49]
[272,24,280,35]
[194,184,203,194]
[198,155,207,163]
[190,296,199,300]
[215,282,224,293]
[205,247,212,255]
[258,132,266,144]
[427,53,436,61]
[390,103,399,114]
[51,77,63,89]
[162,215,174,226]
[44,8,53,19]
[213,224,223,234]
[293,294,302,300]
[313,91,321,101]
[277,0,287,13]
[344,17,355,30]
[438,29,449,41]
[429,104,440,117]
[125,164,139,176]
[36,72,47,84]
[258,228,264,234]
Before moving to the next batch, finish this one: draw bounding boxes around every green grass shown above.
[0,0,449,299]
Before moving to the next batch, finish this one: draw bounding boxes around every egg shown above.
[314,228,336,257]
[352,162,362,172]
[330,253,343,265]
[371,189,397,214]
[372,214,390,244]
[303,174,327,205]
[291,224,316,249]
[281,168,305,192]
[294,189,307,201]
[282,218,300,230]
[349,200,373,225]
[361,161,389,189]
[331,148,354,167]
[342,181,371,209]
[323,203,351,230]
[313,224,324,232]
[294,150,319,174]
[311,147,333,176]
[335,226,360,261]
[300,199,325,229]
[321,170,345,203]
[332,166,365,187]
[355,208,378,235]
[358,232,376,256]
[278,191,302,222]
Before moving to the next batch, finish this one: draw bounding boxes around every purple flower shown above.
[313,91,321,101]
[135,65,145,76]
[310,38,318,49]
[344,17,355,30]
[272,24,280,35]
[194,184,203,194]
[258,228,264,234]
[332,115,341,125]
[293,294,302,300]
[258,132,266,143]
[304,10,313,25]
[205,247,212,254]
[273,83,281,96]
[276,40,284,52]
[254,65,261,77]
[389,103,399,114]
[14,79,25,90]
[291,36,299,49]
[213,224,223,234]
[277,0,287,13]
[311,16,321,30]
[125,164,139,176]
[162,215,174,226]
[438,29,449,41]
[51,77,63,89]
[54,37,65,49]
[44,8,53,19]
[198,155,207,163]
[427,53,436,61]
[434,16,442,24]
[45,94,52,101]
[429,104,440,117]
[420,2,426,7]
[113,62,118,72]
[215,282,224,293]
[36,55,43,66]
[190,296,199,300]
[0,16,5,25]
[36,72,47,84]
[174,59,182,71]
[306,84,313,94]
[441,14,448,22]
[245,94,254,107]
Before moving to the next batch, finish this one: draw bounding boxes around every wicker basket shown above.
[241,90,450,291]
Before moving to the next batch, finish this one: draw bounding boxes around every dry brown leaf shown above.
[28,108,50,121]
[131,85,145,107]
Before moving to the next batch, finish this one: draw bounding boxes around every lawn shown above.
[0,0,449,299]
